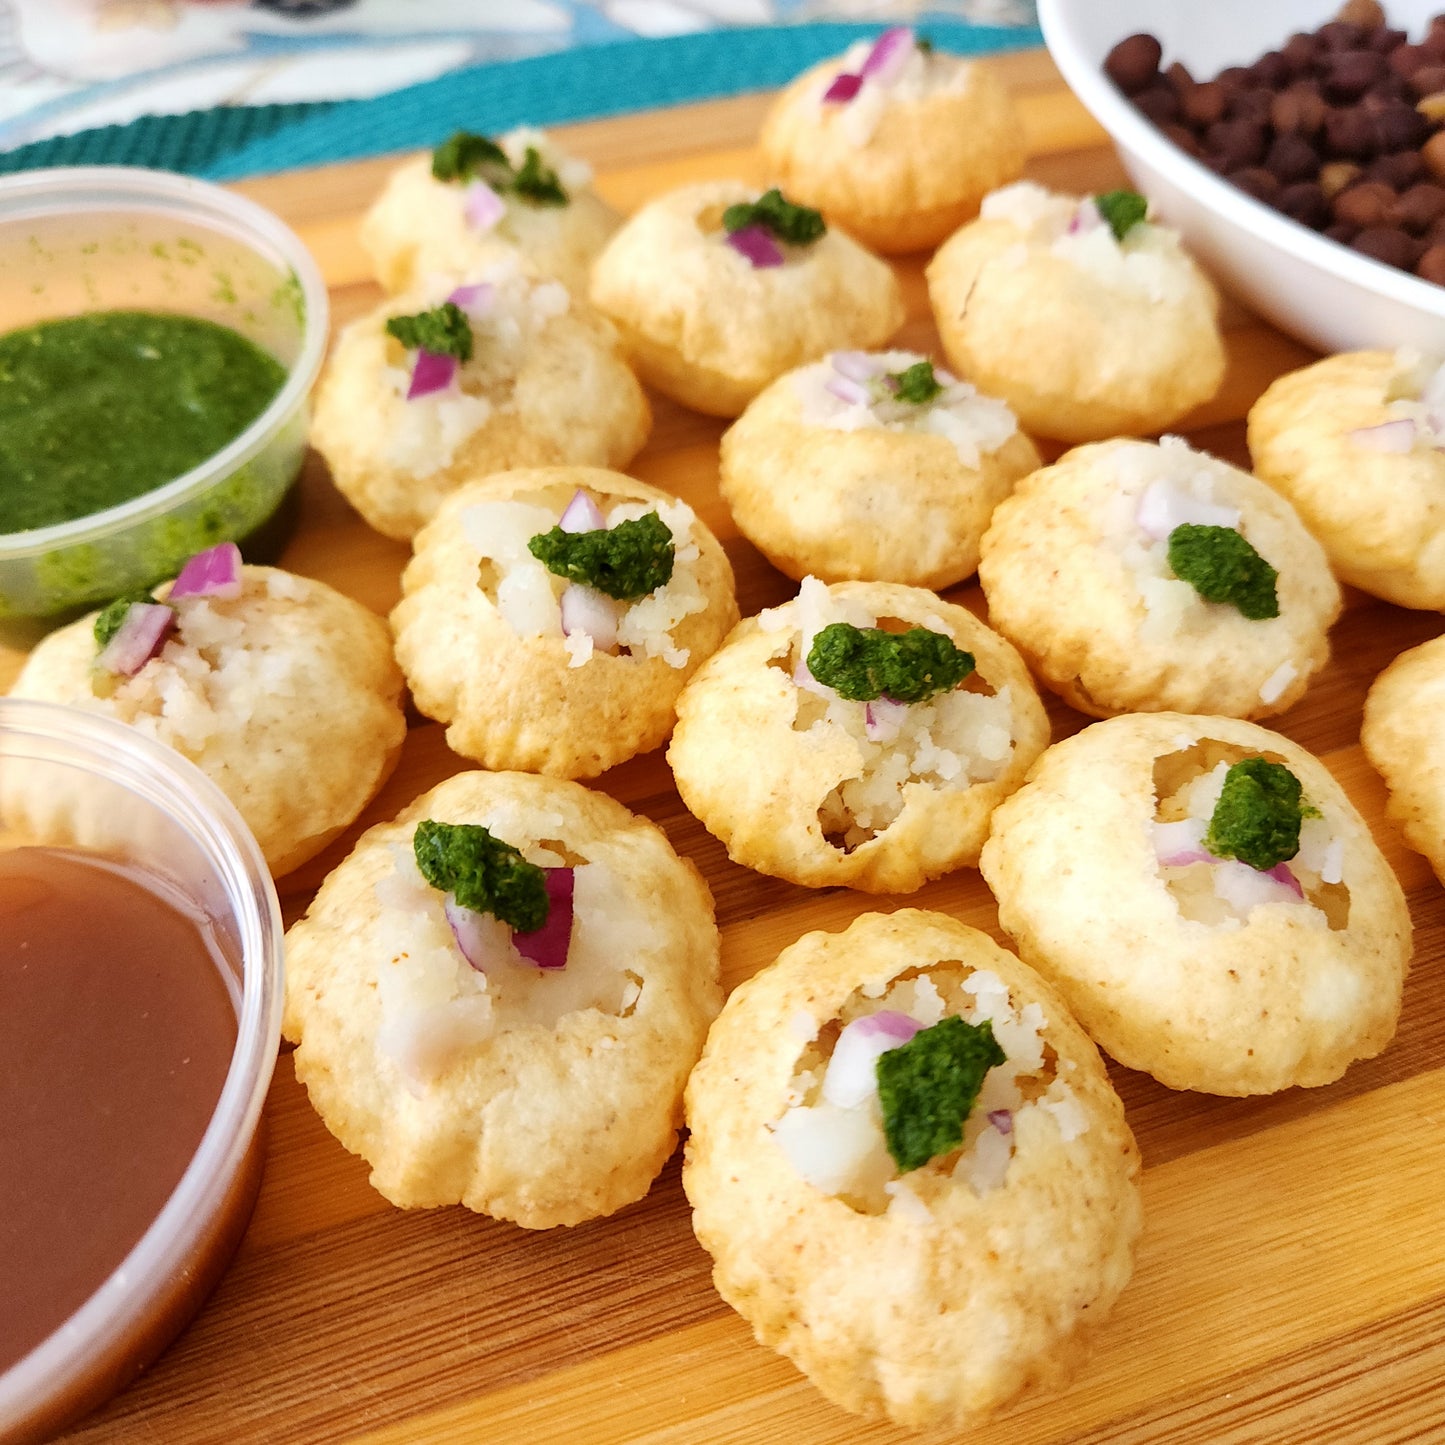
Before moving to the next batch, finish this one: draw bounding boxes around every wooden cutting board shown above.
[28,47,1445,1445]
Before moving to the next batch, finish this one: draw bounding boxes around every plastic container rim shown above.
[0,697,284,1420]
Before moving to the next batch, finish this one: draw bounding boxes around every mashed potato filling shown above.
[980,180,1193,305]
[461,491,708,668]
[370,810,655,1090]
[759,577,1015,848]
[1151,741,1348,930]
[809,37,974,147]
[793,349,1019,468]
[1101,435,1278,646]
[770,964,1085,1216]
[381,260,571,479]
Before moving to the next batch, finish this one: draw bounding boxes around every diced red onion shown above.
[1152,817,1209,866]
[864,696,907,743]
[447,282,495,316]
[1213,857,1304,913]
[824,374,870,407]
[1068,196,1103,235]
[987,1108,1014,1136]
[935,367,960,387]
[860,26,914,86]
[95,602,175,678]
[1136,480,1242,541]
[559,488,606,534]
[831,350,882,383]
[1348,418,1417,453]
[792,657,836,699]
[823,71,863,103]
[513,868,575,970]
[559,583,619,650]
[1265,862,1305,897]
[444,895,506,971]
[407,348,458,400]
[463,179,505,232]
[168,542,242,601]
[821,1009,923,1109]
[726,223,784,269]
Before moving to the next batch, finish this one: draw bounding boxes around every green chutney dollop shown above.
[0,310,287,534]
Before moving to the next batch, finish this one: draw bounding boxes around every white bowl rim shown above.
[0,166,330,559]
[1038,0,1445,327]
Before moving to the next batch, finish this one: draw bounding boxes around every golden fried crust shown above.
[1362,634,1445,886]
[759,58,1024,254]
[980,713,1412,1095]
[683,908,1142,1429]
[1247,350,1445,609]
[667,580,1049,892]
[8,567,405,877]
[977,439,1342,718]
[588,180,905,417]
[284,770,722,1227]
[310,281,650,542]
[925,216,1225,442]
[718,366,1041,588]
[391,467,738,778]
[360,154,620,297]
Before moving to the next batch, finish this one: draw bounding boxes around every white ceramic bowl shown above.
[1038,0,1445,355]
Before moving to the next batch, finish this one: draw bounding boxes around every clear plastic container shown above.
[0,167,329,617]
[0,699,284,1443]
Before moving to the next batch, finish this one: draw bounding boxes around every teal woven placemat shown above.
[0,21,1041,182]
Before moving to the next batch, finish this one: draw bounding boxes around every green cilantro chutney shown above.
[0,310,287,534]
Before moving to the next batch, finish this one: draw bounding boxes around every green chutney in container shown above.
[0,311,287,534]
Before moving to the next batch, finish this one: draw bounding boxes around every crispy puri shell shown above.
[981,713,1412,1095]
[683,908,1142,1429]
[284,769,722,1227]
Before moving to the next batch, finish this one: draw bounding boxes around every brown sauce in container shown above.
[0,846,239,1380]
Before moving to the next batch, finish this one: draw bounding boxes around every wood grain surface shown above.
[20,46,1445,1445]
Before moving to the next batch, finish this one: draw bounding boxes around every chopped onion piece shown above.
[863,696,907,743]
[95,602,175,678]
[987,1108,1013,1136]
[463,179,506,232]
[448,281,495,315]
[1349,418,1417,453]
[822,1009,922,1109]
[559,583,620,651]
[1265,862,1305,897]
[1258,660,1297,705]
[443,896,513,971]
[513,868,575,970]
[1153,816,1209,866]
[1068,197,1102,235]
[823,71,862,103]
[168,542,243,601]
[559,488,606,534]
[860,25,914,86]
[824,374,870,407]
[1212,857,1304,912]
[1136,479,1242,541]
[831,350,882,383]
[726,223,784,269]
[407,348,458,400]
[792,656,836,699]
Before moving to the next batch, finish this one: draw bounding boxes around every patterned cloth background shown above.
[0,0,1036,153]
